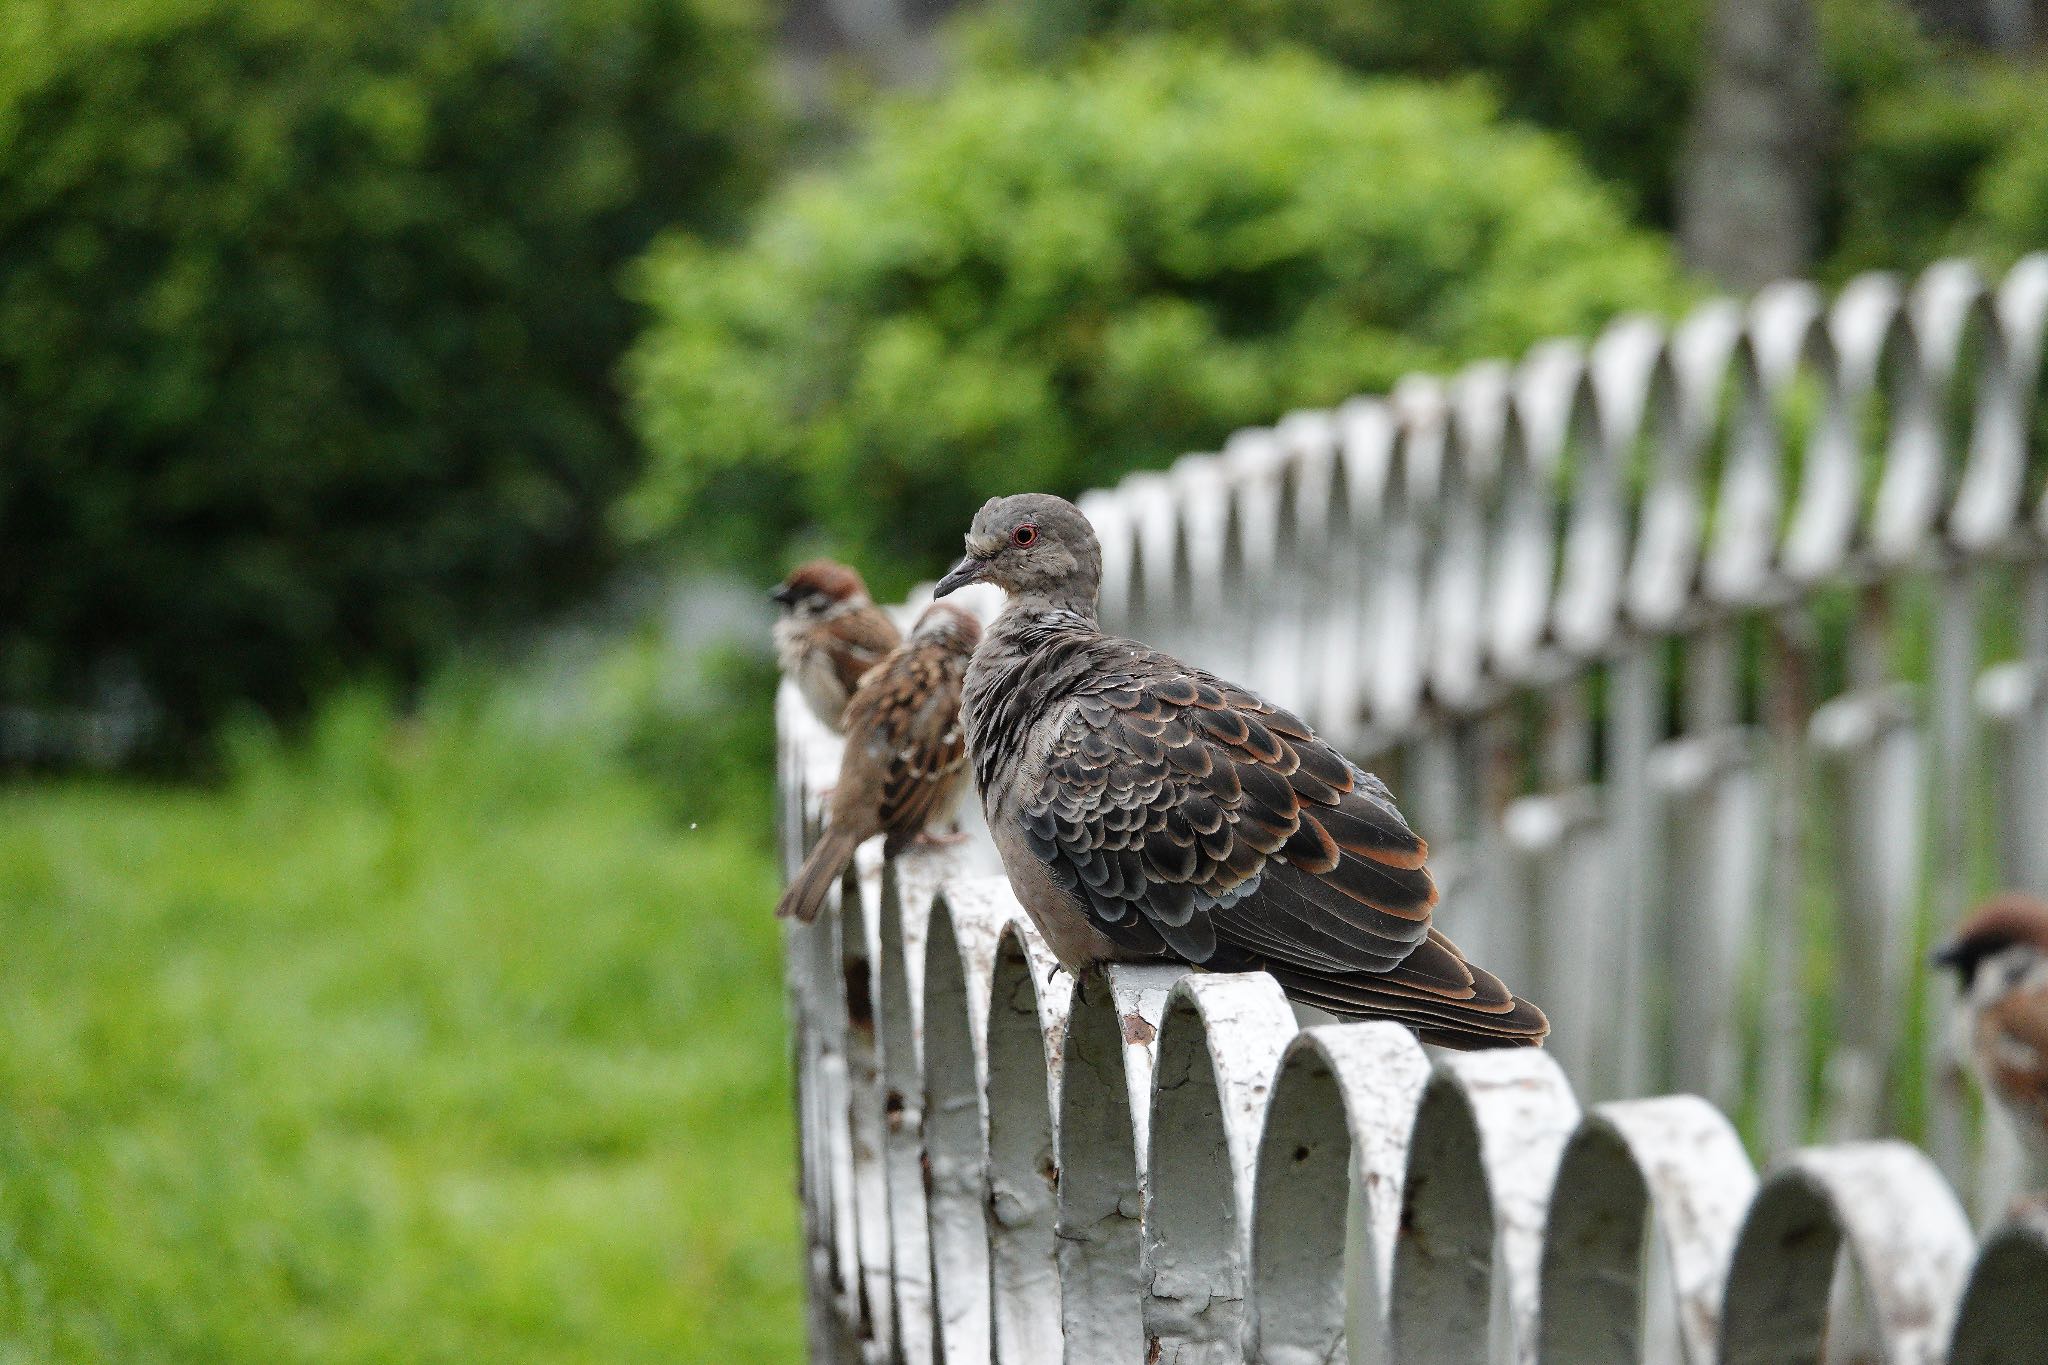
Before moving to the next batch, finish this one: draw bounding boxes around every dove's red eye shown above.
[1012,523,1038,548]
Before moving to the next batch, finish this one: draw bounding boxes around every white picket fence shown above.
[778,255,2048,1363]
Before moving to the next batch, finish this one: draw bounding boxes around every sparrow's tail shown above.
[777,827,864,923]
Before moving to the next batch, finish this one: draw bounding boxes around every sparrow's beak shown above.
[933,555,986,599]
[769,583,799,606]
[1930,939,1966,972]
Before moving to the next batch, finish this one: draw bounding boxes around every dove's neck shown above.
[996,597,1096,632]
[996,580,1100,628]
[966,597,1103,800]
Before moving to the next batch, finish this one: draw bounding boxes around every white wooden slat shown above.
[1537,1095,1757,1364]
[772,255,2048,1361]
[1141,975,1298,1364]
[1056,963,1189,1365]
[1248,1022,1431,1365]
[983,921,1070,1365]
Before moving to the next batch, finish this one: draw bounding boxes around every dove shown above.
[934,493,1545,1049]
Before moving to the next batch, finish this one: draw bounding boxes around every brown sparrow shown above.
[777,601,982,923]
[933,494,1546,1049]
[772,559,902,734]
[1936,894,2048,1180]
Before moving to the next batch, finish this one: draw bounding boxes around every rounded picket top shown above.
[1122,470,1171,626]
[1248,1022,1431,1365]
[1627,296,1742,631]
[1366,376,1450,736]
[1946,1205,2048,1363]
[1270,407,1346,728]
[984,918,1073,1365]
[1141,973,1298,1364]
[1865,290,1951,568]
[1336,395,1399,526]
[874,851,989,1365]
[1172,451,1236,669]
[1258,410,1339,716]
[1486,342,1581,684]
[2000,251,2048,368]
[778,694,870,1344]
[1311,397,1397,748]
[1779,277,1877,586]
[1987,253,2048,535]
[1055,961,1189,1365]
[1387,1048,1581,1365]
[1222,426,1288,581]
[1221,427,1292,699]
[835,845,897,1359]
[919,877,1026,1365]
[1703,280,1824,606]
[1537,1095,1758,1364]
[1120,470,1181,636]
[1718,1140,1974,1365]
[1426,361,1510,714]
[787,883,864,1338]
[1391,372,1453,504]
[1280,407,1343,562]
[875,849,990,1361]
[1913,261,2002,469]
[1912,260,2029,553]
[1080,486,1138,630]
[1555,317,1661,658]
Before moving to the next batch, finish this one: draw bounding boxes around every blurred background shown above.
[2,0,2046,1359]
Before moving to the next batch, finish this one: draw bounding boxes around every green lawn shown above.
[0,693,800,1364]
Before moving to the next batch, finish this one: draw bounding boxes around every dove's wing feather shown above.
[1018,645,1546,1047]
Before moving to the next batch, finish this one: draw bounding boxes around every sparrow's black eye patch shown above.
[1933,934,2008,987]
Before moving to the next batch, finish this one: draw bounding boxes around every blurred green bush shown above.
[989,0,1704,222]
[981,0,1939,231]
[0,0,772,755]
[1833,60,2048,279]
[626,40,1689,592]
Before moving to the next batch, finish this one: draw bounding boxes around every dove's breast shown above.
[987,802,1136,971]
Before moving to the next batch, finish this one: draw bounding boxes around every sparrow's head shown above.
[933,493,1101,611]
[908,600,983,653]
[772,559,869,621]
[1935,894,2048,996]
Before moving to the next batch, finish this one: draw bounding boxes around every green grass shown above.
[0,691,800,1364]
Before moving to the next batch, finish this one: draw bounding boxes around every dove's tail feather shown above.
[1264,965,1549,1048]
[778,828,864,923]
[1257,925,1551,1049]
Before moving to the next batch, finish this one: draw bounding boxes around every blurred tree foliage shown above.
[981,0,1942,233]
[0,0,772,756]
[1833,59,2048,278]
[627,41,1689,594]
[992,0,1705,223]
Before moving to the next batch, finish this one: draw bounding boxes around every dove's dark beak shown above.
[933,556,986,599]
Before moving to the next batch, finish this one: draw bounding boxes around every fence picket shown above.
[775,255,2048,1362]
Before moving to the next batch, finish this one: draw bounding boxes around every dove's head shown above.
[933,493,1101,613]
